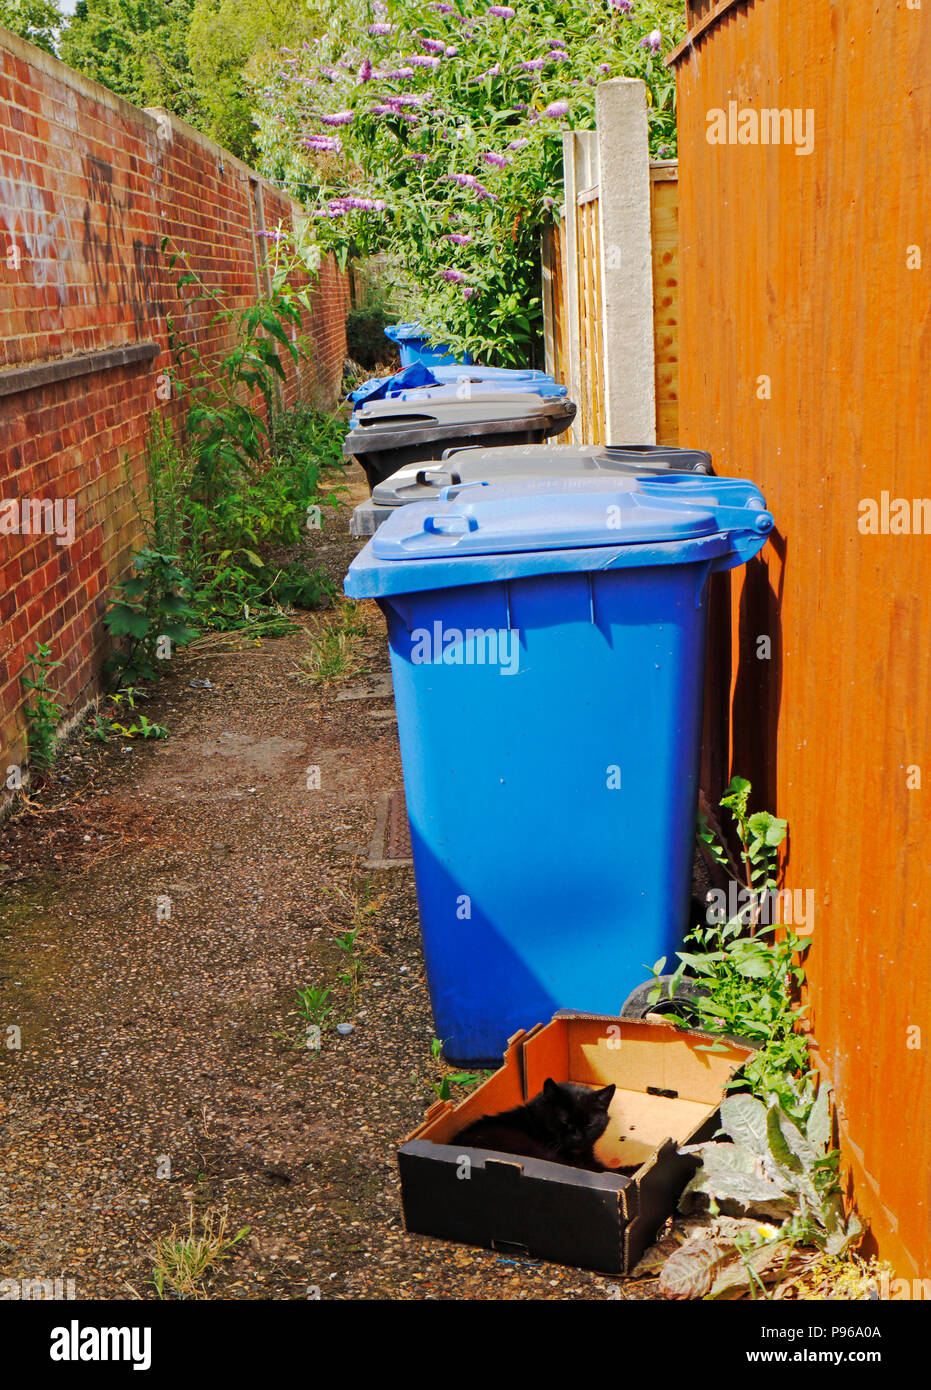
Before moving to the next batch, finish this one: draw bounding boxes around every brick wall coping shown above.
[0,342,161,398]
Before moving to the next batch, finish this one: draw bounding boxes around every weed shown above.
[650,777,812,1118]
[294,601,370,686]
[429,1038,485,1100]
[151,1206,250,1300]
[103,548,198,687]
[295,984,334,1029]
[21,643,63,771]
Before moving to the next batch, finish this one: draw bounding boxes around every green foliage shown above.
[0,0,61,53]
[21,642,63,771]
[58,0,319,161]
[346,303,397,369]
[86,688,169,742]
[663,1091,862,1299]
[103,547,199,685]
[105,241,343,665]
[651,778,811,1118]
[186,0,320,160]
[295,983,334,1028]
[59,0,201,121]
[253,0,685,365]
[429,1037,483,1100]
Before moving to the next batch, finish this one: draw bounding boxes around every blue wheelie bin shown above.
[345,473,773,1064]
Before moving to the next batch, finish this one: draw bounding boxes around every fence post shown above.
[595,78,656,444]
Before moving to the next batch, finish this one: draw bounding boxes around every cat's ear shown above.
[542,1077,562,1101]
[593,1083,616,1110]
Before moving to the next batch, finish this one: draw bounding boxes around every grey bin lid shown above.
[342,392,576,457]
[369,442,708,509]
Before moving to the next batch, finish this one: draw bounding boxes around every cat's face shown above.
[542,1079,616,1154]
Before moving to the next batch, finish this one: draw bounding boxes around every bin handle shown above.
[415,468,461,485]
[423,513,479,535]
[436,481,490,502]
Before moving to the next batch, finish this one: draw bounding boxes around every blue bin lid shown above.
[384,321,429,343]
[346,475,773,598]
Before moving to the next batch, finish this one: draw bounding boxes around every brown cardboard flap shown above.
[525,1015,751,1105]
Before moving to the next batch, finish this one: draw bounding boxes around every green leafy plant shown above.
[103,548,199,686]
[295,983,334,1028]
[658,1091,861,1300]
[650,778,812,1117]
[107,246,344,645]
[21,642,64,771]
[87,689,170,742]
[429,1037,483,1100]
[334,925,365,1004]
[293,600,371,686]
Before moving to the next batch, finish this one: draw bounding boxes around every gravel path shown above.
[0,488,658,1301]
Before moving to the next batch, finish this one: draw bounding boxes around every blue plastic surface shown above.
[383,322,471,368]
[345,474,773,1063]
[349,364,564,410]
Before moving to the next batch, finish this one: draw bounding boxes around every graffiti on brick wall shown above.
[81,155,165,330]
[0,159,75,305]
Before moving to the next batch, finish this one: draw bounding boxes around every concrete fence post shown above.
[595,78,656,444]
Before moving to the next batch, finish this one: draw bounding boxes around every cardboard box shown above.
[398,1012,754,1275]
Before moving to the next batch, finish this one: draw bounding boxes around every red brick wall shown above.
[0,28,348,776]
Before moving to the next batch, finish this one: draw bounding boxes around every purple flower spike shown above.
[612,0,632,11]
[301,134,342,151]
[369,22,394,34]
[421,38,446,53]
[521,60,545,71]
[641,29,662,51]
[320,110,355,126]
[440,269,465,282]
[445,232,474,244]
[462,286,476,299]
[488,5,515,15]
[482,151,511,167]
[507,136,530,150]
[549,50,569,62]
[543,100,570,118]
[358,58,373,82]
[445,46,459,56]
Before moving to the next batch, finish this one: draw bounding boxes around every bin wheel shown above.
[620,974,709,1025]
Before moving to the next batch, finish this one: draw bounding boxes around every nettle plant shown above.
[252,0,684,365]
[21,642,64,772]
[651,777,812,1119]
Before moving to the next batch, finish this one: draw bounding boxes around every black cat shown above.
[450,1078,617,1172]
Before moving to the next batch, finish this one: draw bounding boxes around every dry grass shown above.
[772,1252,894,1300]
[151,1206,250,1300]
[292,599,375,686]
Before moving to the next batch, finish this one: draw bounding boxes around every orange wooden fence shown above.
[672,0,931,1278]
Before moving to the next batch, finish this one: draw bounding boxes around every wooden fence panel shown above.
[650,162,679,446]
[673,0,931,1277]
[576,192,605,445]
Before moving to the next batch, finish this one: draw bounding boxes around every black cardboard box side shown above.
[398,1141,631,1274]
